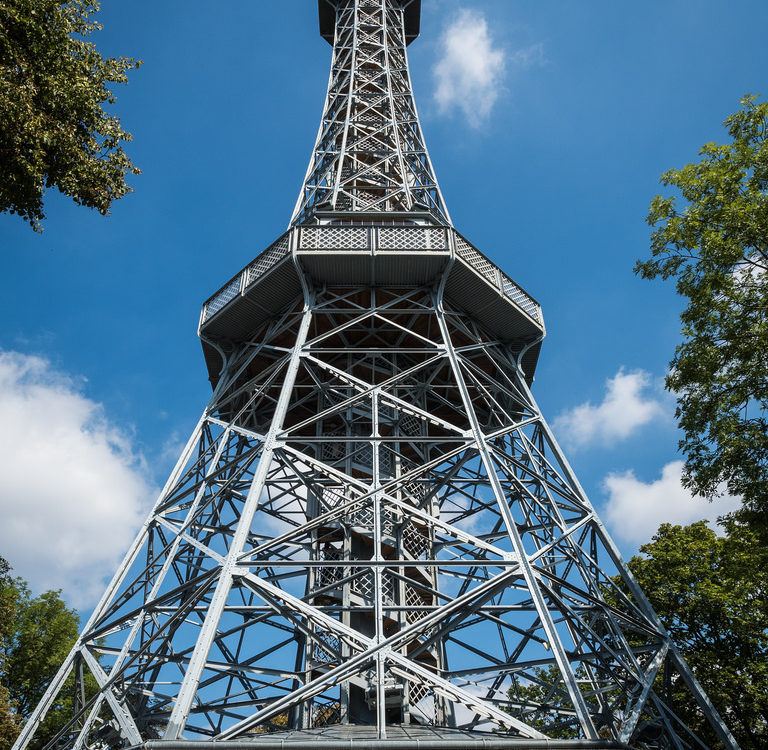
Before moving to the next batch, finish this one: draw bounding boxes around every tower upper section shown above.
[290,0,450,226]
[199,2,545,388]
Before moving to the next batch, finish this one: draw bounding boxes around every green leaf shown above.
[0,0,141,232]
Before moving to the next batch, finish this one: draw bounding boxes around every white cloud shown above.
[510,42,546,68]
[0,351,155,607]
[433,9,506,128]
[602,461,741,547]
[553,368,666,450]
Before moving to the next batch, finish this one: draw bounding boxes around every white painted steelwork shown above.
[200,226,543,329]
[291,0,449,225]
[14,2,739,749]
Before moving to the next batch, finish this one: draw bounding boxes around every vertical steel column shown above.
[433,282,599,741]
[515,369,741,750]
[164,296,315,739]
[371,385,387,738]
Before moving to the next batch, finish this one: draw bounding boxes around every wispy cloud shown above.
[0,351,155,607]
[433,9,506,128]
[510,41,546,68]
[432,10,545,128]
[602,461,741,547]
[553,368,666,451]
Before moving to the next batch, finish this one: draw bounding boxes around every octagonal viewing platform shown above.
[198,224,545,385]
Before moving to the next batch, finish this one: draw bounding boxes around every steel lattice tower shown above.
[16,2,739,749]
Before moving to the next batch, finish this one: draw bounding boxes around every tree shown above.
[0,0,140,231]
[635,94,768,534]
[0,559,16,650]
[0,560,20,750]
[0,556,82,750]
[3,588,79,720]
[505,664,581,739]
[626,521,768,750]
[0,685,18,750]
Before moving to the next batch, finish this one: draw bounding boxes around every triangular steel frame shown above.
[291,0,450,225]
[13,1,739,749]
[15,278,738,749]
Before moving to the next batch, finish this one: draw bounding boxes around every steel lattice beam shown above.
[14,2,740,750]
[291,0,449,225]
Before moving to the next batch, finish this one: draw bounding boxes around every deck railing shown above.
[201,226,543,326]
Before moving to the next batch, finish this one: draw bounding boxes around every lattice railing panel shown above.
[318,546,343,589]
[351,569,395,605]
[245,234,290,287]
[321,486,345,511]
[300,226,368,250]
[311,629,341,664]
[454,233,543,324]
[321,429,347,463]
[399,414,423,437]
[349,506,374,531]
[402,522,429,559]
[202,276,241,322]
[405,583,430,624]
[502,274,542,322]
[455,236,499,287]
[312,701,341,728]
[378,227,447,250]
[379,446,395,478]
[409,682,433,719]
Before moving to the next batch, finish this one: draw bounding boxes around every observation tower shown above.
[16,2,739,749]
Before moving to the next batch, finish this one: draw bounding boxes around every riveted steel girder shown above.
[13,271,739,749]
[293,0,448,225]
[13,2,739,749]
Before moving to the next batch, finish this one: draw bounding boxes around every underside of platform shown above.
[198,225,545,389]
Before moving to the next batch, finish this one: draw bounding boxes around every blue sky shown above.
[1,0,766,609]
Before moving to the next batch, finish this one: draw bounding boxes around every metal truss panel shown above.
[15,281,738,750]
[292,0,449,225]
[15,3,738,750]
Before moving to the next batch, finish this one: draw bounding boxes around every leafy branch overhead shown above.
[0,0,140,231]
[636,94,768,532]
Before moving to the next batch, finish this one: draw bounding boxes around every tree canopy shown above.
[0,560,20,750]
[636,94,768,535]
[0,556,81,750]
[0,0,140,231]
[627,520,768,750]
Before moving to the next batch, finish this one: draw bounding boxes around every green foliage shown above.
[0,0,140,231]
[0,684,19,750]
[0,556,82,750]
[0,559,16,651]
[0,561,20,750]
[4,588,79,717]
[627,521,768,750]
[636,94,768,534]
[505,665,581,739]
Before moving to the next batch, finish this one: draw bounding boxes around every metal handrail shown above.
[200,227,543,326]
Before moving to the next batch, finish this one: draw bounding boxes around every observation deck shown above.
[199,225,545,386]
